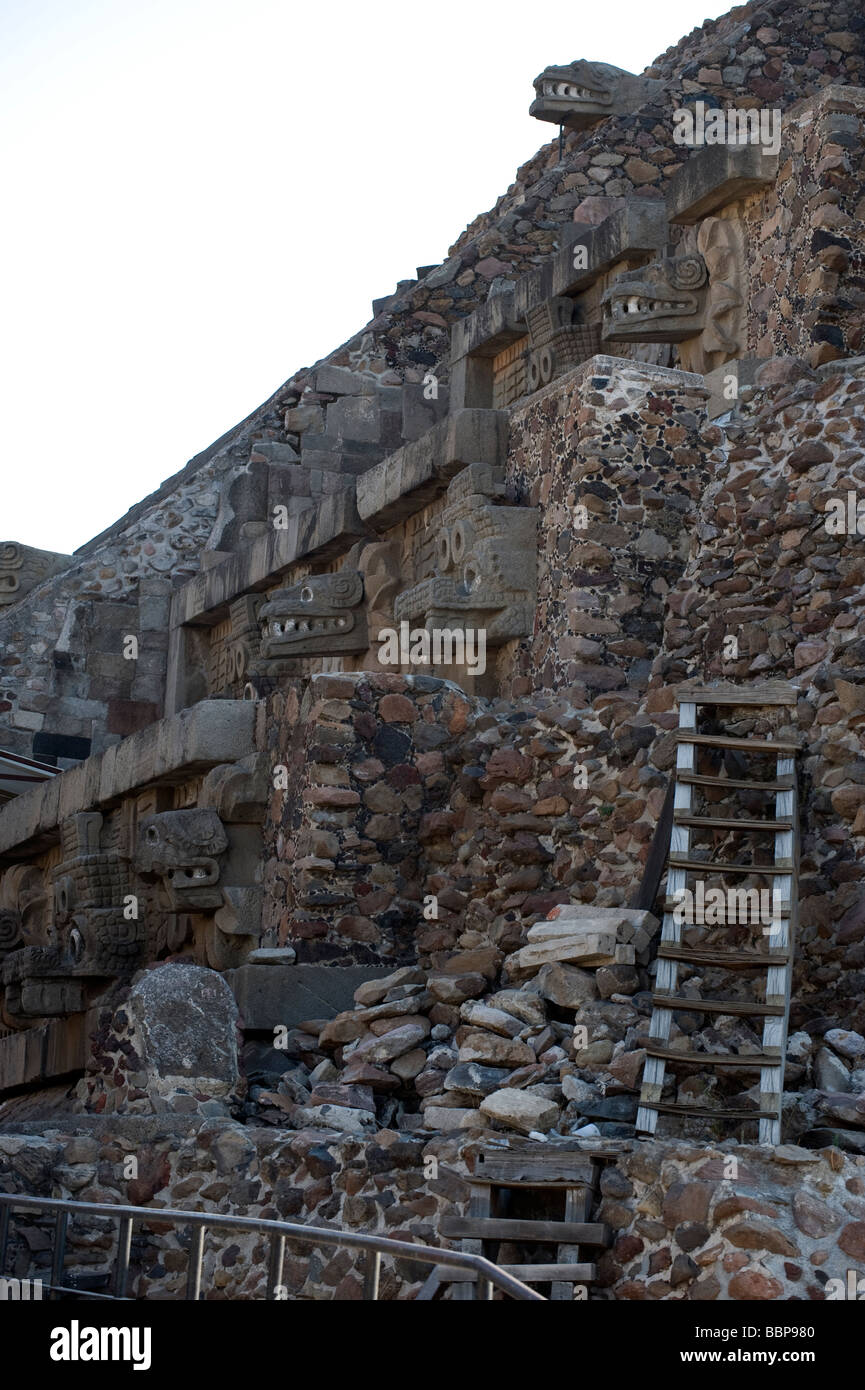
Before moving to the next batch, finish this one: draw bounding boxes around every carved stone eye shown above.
[670,256,707,290]
[300,586,313,603]
[147,827,158,842]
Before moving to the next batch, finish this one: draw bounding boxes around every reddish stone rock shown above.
[675,1221,710,1252]
[725,1221,797,1257]
[793,1191,841,1239]
[689,1273,721,1300]
[663,1181,712,1229]
[379,694,417,724]
[729,1270,783,1300]
[482,748,535,785]
[714,1195,780,1221]
[839,1222,865,1261]
[617,1279,649,1299]
[613,1234,644,1262]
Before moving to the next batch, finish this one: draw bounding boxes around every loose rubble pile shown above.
[243,887,865,1155]
[246,904,660,1140]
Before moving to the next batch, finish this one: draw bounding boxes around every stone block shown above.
[224,962,393,1030]
[325,394,381,443]
[129,963,239,1088]
[313,365,374,396]
[356,409,508,529]
[666,142,778,224]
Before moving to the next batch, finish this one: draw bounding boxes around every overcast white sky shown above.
[1,0,732,553]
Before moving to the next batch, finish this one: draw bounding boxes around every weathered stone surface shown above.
[128,964,239,1090]
[479,1087,559,1134]
[444,1062,512,1097]
[536,962,597,1008]
[457,1031,536,1068]
[350,1021,430,1063]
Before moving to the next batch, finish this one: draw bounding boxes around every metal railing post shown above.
[266,1233,285,1299]
[50,1211,67,1301]
[363,1250,381,1301]
[0,1203,10,1276]
[186,1225,205,1301]
[114,1216,133,1299]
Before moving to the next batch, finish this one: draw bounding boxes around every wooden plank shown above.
[657,943,790,968]
[662,896,790,919]
[676,682,796,706]
[673,814,793,831]
[474,1152,596,1185]
[553,1185,591,1302]
[451,1182,490,1302]
[644,1044,779,1067]
[677,771,794,792]
[639,1100,777,1121]
[628,775,674,912]
[651,993,785,1017]
[677,732,800,753]
[440,1216,609,1246]
[668,855,792,874]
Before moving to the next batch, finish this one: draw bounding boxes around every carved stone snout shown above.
[601,254,709,342]
[137,809,228,910]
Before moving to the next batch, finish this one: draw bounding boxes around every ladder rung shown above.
[673,814,793,832]
[676,683,796,707]
[645,1043,780,1066]
[440,1216,609,1246]
[662,896,791,919]
[668,856,793,874]
[657,943,791,968]
[638,1100,778,1121]
[677,772,794,792]
[677,733,800,754]
[651,993,786,1017]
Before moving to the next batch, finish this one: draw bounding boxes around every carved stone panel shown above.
[394,464,537,646]
[0,542,73,607]
[256,571,368,667]
[137,808,229,911]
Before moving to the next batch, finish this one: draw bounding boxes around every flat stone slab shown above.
[170,488,367,628]
[224,962,394,1030]
[666,142,778,225]
[0,701,256,858]
[356,410,508,530]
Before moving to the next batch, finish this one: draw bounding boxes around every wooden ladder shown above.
[636,682,800,1146]
[420,1146,615,1300]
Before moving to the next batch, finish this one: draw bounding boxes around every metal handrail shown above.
[0,1191,545,1301]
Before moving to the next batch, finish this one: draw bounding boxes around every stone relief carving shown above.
[137,809,228,911]
[530,60,663,131]
[356,540,403,669]
[0,815,144,1022]
[600,218,746,373]
[686,216,748,374]
[256,571,368,668]
[394,464,537,647]
[525,297,601,393]
[601,253,709,342]
[0,542,73,607]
